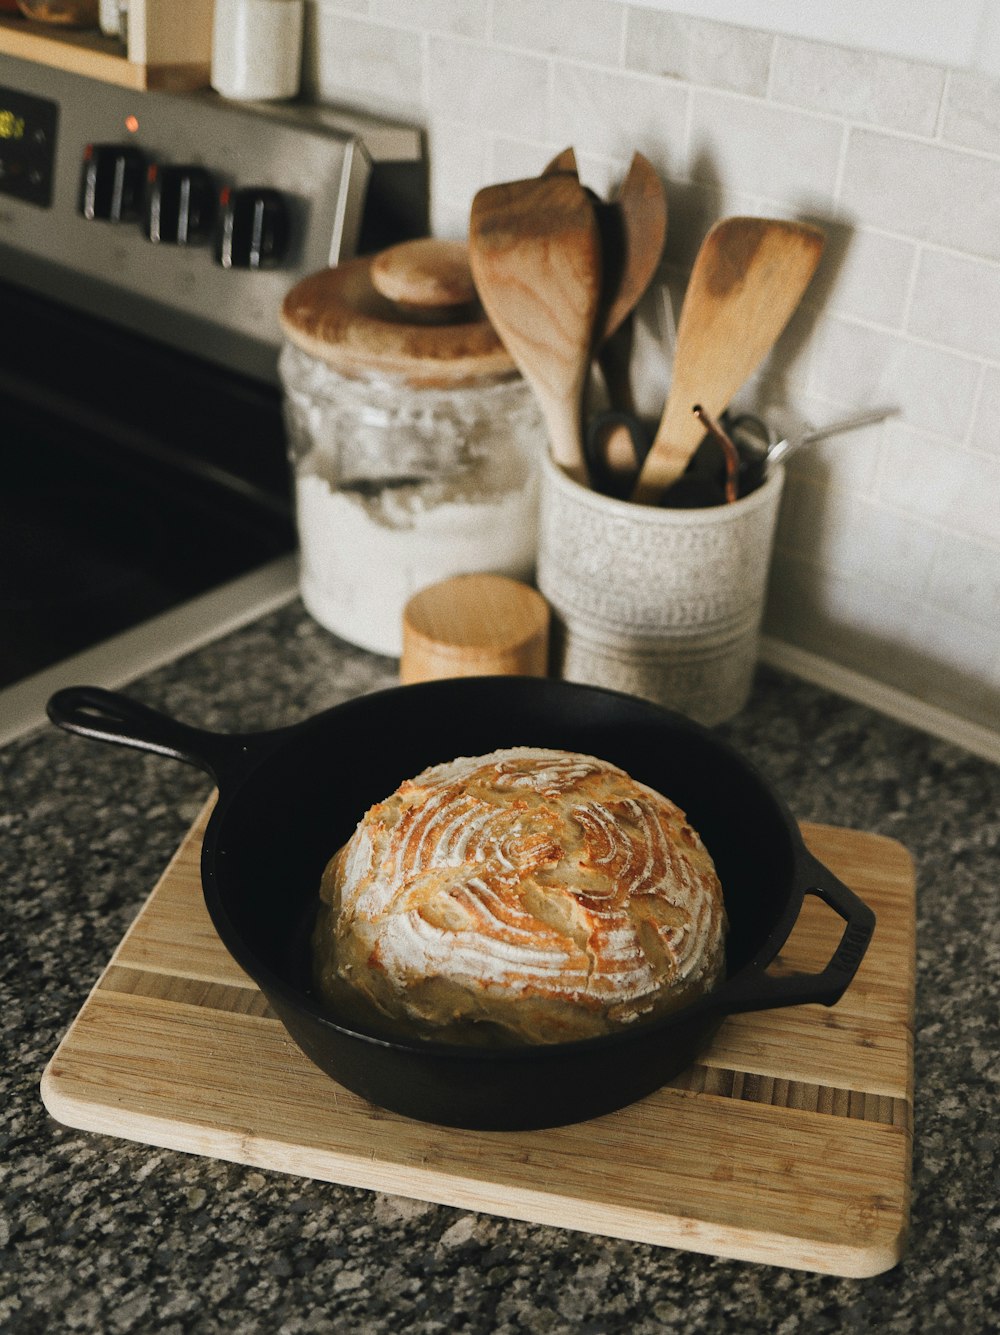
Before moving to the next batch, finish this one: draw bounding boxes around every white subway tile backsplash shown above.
[808,318,981,437]
[878,421,1000,546]
[426,37,548,140]
[491,138,566,183]
[763,552,828,647]
[369,0,487,39]
[908,249,1000,364]
[761,403,887,494]
[774,479,937,593]
[493,0,625,64]
[766,557,1000,730]
[425,115,495,230]
[769,37,944,136]
[927,533,1000,623]
[300,11,1000,731]
[309,0,367,15]
[432,197,474,240]
[972,366,1000,458]
[840,130,1000,264]
[548,63,688,174]
[744,300,824,408]
[766,555,920,665]
[623,9,772,97]
[805,226,916,328]
[688,89,843,206]
[304,13,423,116]
[901,602,1000,691]
[659,178,758,271]
[940,69,1000,155]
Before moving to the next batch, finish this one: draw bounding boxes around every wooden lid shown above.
[401,575,550,684]
[280,238,516,388]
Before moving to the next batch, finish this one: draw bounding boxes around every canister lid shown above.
[280,238,516,388]
[400,574,550,685]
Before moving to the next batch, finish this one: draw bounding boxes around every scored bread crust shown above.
[313,747,727,1044]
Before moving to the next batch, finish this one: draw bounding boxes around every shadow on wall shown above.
[658,149,854,412]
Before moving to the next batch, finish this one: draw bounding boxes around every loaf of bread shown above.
[312,748,727,1044]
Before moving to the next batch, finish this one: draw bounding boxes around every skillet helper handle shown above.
[46,685,248,782]
[721,855,876,1014]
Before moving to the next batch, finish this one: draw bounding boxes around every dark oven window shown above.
[0,277,295,689]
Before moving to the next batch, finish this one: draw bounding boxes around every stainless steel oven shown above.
[0,55,425,743]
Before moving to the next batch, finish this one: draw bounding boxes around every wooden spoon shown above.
[469,173,603,485]
[631,216,825,506]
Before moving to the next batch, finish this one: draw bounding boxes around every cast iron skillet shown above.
[48,678,875,1132]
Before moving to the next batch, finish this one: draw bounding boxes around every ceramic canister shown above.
[278,241,546,658]
[211,0,304,101]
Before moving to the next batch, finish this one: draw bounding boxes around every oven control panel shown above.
[0,56,424,382]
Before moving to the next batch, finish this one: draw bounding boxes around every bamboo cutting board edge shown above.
[41,798,915,1278]
[38,1067,906,1279]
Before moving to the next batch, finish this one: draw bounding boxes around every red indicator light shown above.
[219,186,231,205]
[125,115,139,134]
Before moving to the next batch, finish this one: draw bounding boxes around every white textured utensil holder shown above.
[536,454,785,725]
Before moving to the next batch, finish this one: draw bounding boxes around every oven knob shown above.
[144,164,215,244]
[215,186,290,269]
[79,144,148,222]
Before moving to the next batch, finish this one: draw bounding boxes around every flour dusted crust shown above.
[313,748,727,1044]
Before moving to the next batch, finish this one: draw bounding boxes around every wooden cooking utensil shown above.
[631,216,825,506]
[542,146,578,176]
[469,172,603,486]
[594,151,668,486]
[540,150,666,353]
[596,152,668,350]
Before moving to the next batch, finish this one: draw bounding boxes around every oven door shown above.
[0,275,299,743]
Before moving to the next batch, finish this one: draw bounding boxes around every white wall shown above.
[301,0,1000,733]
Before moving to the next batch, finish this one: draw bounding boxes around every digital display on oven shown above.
[0,110,26,140]
[0,86,58,208]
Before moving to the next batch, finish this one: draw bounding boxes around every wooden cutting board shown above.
[42,798,915,1278]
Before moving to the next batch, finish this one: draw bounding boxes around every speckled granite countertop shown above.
[2,601,997,1334]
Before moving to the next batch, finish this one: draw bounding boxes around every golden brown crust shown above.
[313,748,727,1044]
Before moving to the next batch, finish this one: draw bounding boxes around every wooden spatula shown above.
[596,152,667,352]
[469,173,603,485]
[595,150,668,468]
[631,217,825,505]
[541,150,666,354]
[542,146,578,177]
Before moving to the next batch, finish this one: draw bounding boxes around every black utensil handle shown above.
[720,855,876,1014]
[46,686,250,781]
[584,410,653,500]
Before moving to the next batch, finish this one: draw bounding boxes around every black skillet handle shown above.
[46,686,255,783]
[719,853,876,1014]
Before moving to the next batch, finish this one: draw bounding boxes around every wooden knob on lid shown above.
[370,238,478,311]
[401,575,550,685]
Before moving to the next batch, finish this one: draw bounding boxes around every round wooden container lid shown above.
[401,575,550,684]
[280,238,516,389]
